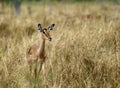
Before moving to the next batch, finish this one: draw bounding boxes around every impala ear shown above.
[48,24,55,31]
[38,24,43,32]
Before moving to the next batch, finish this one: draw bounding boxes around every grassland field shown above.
[0,2,120,88]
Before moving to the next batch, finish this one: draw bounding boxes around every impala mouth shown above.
[49,38,52,41]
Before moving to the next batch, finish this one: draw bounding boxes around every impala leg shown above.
[29,63,36,88]
[43,62,49,88]
[35,60,43,87]
[42,55,49,88]
[36,59,43,79]
[29,64,33,87]
[29,64,32,77]
[29,63,37,88]
[42,63,46,81]
[36,61,43,88]
[42,61,48,88]
[38,62,43,74]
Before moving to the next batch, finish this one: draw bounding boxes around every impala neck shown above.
[38,33,45,57]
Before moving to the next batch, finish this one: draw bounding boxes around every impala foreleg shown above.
[42,58,47,86]
[29,63,34,77]
[42,63,46,79]
[36,60,43,78]
[28,63,37,88]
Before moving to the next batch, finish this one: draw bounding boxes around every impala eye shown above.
[42,31,45,34]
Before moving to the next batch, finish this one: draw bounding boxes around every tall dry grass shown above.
[0,2,120,88]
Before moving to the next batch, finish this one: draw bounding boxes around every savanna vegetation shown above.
[0,1,120,88]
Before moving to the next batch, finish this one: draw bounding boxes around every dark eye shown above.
[42,31,45,34]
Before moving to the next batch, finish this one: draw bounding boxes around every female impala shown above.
[26,23,55,86]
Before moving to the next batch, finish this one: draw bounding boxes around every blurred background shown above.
[0,0,120,88]
[0,0,120,16]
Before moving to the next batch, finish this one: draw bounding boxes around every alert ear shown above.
[38,24,43,32]
[48,24,55,31]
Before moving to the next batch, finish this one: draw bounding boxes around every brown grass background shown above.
[0,2,120,88]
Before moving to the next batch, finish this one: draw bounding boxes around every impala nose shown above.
[49,38,52,41]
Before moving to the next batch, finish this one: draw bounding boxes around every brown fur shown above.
[26,26,52,86]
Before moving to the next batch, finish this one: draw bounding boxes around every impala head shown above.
[38,24,55,41]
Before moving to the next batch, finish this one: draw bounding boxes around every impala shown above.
[26,23,55,87]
